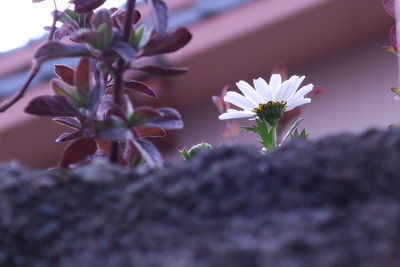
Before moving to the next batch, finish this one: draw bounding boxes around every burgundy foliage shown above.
[27,0,192,168]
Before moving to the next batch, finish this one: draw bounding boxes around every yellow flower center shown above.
[253,101,287,126]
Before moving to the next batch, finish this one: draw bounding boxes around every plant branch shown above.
[0,3,60,113]
[110,0,136,163]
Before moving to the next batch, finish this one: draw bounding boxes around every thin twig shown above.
[110,0,136,163]
[0,1,60,112]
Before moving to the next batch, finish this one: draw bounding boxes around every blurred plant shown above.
[219,74,313,151]
[1,0,192,168]
[180,142,212,160]
[382,0,400,102]
[383,0,397,55]
[212,86,240,141]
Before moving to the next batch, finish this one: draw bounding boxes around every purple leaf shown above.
[122,80,156,97]
[383,0,395,17]
[25,95,80,117]
[59,137,97,168]
[74,58,90,92]
[91,9,112,30]
[155,107,184,129]
[131,139,163,168]
[114,9,142,29]
[97,95,125,119]
[131,107,183,129]
[53,117,82,130]
[33,41,91,64]
[113,41,136,62]
[56,131,85,143]
[93,116,132,141]
[133,65,188,77]
[140,27,192,57]
[70,29,101,47]
[55,65,75,85]
[136,126,166,138]
[87,78,106,112]
[148,0,168,34]
[71,0,107,13]
[56,20,80,40]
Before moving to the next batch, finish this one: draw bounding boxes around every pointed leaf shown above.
[56,131,85,143]
[131,139,163,168]
[53,117,82,130]
[33,41,91,64]
[131,107,183,129]
[136,126,166,138]
[74,58,90,92]
[70,29,101,48]
[71,0,107,13]
[25,95,80,117]
[91,9,112,30]
[87,77,106,112]
[115,9,142,29]
[55,65,75,85]
[122,80,156,97]
[113,40,136,62]
[148,0,168,34]
[94,117,132,141]
[140,27,192,57]
[59,137,97,168]
[155,107,183,129]
[133,65,188,77]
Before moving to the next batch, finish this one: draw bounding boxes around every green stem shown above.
[271,125,277,149]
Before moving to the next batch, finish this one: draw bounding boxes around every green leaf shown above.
[180,142,212,160]
[291,128,309,140]
[242,119,276,151]
[131,25,145,49]
[280,118,304,146]
[179,149,191,160]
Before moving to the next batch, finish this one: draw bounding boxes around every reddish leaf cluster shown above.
[212,86,240,141]
[28,0,192,168]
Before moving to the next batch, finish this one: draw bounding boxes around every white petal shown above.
[219,110,255,120]
[288,84,313,104]
[224,91,255,110]
[286,98,311,111]
[269,74,282,98]
[281,75,304,101]
[236,81,263,105]
[274,80,291,102]
[253,78,272,102]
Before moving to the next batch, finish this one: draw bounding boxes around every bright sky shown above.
[0,0,126,52]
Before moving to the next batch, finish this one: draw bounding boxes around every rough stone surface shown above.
[1,129,400,266]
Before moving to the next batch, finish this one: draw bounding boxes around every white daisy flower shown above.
[219,74,313,126]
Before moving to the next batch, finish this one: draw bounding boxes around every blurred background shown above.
[0,0,396,168]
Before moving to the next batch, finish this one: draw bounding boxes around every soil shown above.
[1,128,400,267]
